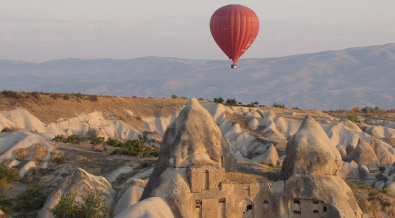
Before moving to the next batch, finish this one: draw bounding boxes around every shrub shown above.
[1,127,18,132]
[87,95,98,101]
[225,98,237,106]
[0,195,12,214]
[50,190,110,218]
[105,138,122,147]
[0,166,19,182]
[347,114,360,123]
[52,135,66,143]
[378,166,386,173]
[110,134,160,158]
[15,187,46,212]
[351,106,361,112]
[213,97,224,104]
[91,137,104,146]
[73,93,82,98]
[63,95,70,100]
[380,188,389,194]
[273,103,285,108]
[171,94,178,99]
[50,94,62,100]
[66,135,82,144]
[1,90,20,98]
[31,91,40,99]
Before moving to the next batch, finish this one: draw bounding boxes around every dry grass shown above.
[0,94,189,124]
[347,182,395,217]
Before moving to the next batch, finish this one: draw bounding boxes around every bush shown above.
[213,97,224,104]
[351,106,361,112]
[225,98,237,106]
[31,91,40,99]
[1,90,20,98]
[66,135,82,144]
[87,95,98,101]
[1,127,18,132]
[378,166,386,173]
[361,106,386,113]
[105,138,122,147]
[52,135,67,143]
[110,134,160,157]
[0,166,19,182]
[0,195,12,214]
[347,114,360,123]
[171,94,178,99]
[63,95,70,100]
[273,103,285,108]
[50,94,62,100]
[15,187,46,212]
[91,137,104,146]
[50,190,110,218]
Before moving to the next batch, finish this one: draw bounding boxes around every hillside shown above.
[1,43,395,110]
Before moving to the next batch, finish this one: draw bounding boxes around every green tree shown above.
[213,97,224,103]
[225,98,237,106]
[50,191,110,218]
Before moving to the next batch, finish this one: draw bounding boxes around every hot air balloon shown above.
[210,4,260,69]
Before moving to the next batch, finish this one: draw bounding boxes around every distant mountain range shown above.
[1,43,394,110]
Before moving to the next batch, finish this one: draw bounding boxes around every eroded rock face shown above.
[114,197,174,218]
[282,116,342,178]
[282,116,362,218]
[156,98,222,168]
[285,175,363,218]
[350,138,380,168]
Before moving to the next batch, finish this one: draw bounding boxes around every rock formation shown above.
[282,116,362,218]
[350,138,380,168]
[282,116,342,178]
[135,101,364,218]
[140,98,227,217]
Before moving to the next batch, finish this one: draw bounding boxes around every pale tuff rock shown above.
[114,185,144,216]
[336,144,347,159]
[156,98,222,168]
[372,139,395,165]
[284,175,363,218]
[253,144,280,166]
[282,116,342,178]
[282,116,362,217]
[114,197,174,218]
[350,138,380,168]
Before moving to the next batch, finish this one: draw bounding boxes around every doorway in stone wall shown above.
[239,199,254,218]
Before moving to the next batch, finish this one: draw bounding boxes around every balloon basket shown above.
[231,64,237,69]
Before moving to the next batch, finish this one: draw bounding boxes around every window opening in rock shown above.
[195,200,202,208]
[204,170,209,190]
[293,199,301,214]
[313,201,319,213]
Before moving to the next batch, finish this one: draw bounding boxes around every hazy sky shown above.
[1,0,395,62]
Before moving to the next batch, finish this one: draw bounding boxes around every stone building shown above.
[187,165,334,218]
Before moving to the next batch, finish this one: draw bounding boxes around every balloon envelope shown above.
[210,4,260,65]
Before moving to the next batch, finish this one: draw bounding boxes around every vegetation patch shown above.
[109,132,159,157]
[50,190,110,218]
